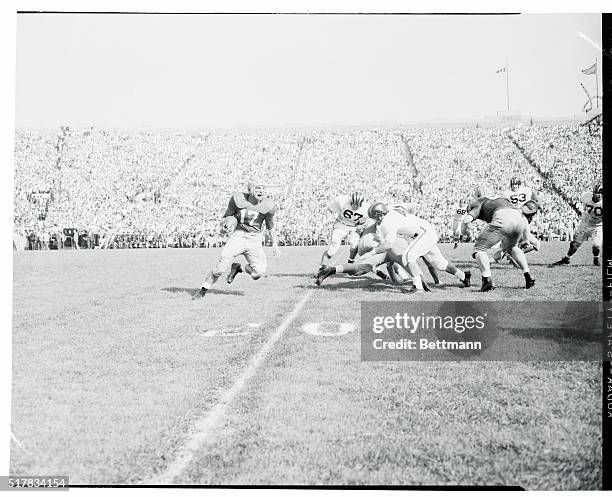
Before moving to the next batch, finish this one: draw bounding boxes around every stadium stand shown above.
[14,123,601,249]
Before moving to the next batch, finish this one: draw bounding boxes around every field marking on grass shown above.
[146,290,314,485]
[303,321,356,336]
[10,431,30,454]
[200,322,262,338]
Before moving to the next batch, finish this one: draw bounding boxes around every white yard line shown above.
[10,431,30,454]
[146,289,314,485]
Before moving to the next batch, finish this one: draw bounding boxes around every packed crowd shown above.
[14,122,600,249]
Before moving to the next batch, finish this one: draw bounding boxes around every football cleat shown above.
[594,257,600,266]
[480,277,494,292]
[551,256,571,266]
[315,265,335,286]
[525,273,536,289]
[462,270,471,287]
[226,262,243,284]
[192,287,208,299]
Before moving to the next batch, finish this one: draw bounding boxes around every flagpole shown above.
[506,60,510,112]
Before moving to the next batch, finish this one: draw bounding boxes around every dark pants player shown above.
[473,208,533,291]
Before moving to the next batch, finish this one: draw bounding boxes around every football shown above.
[221,215,237,234]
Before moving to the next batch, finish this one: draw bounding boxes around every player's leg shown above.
[195,234,244,298]
[321,226,346,266]
[316,252,387,285]
[425,245,470,287]
[592,226,602,266]
[419,255,440,284]
[491,241,504,262]
[347,229,360,263]
[388,262,412,284]
[553,223,588,265]
[394,232,438,292]
[473,223,503,291]
[502,215,535,289]
[243,238,267,280]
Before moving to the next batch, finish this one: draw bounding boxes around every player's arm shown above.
[223,196,238,218]
[220,197,238,233]
[265,208,281,256]
[372,229,397,254]
[456,207,477,236]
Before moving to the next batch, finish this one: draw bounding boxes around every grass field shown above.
[11,242,602,489]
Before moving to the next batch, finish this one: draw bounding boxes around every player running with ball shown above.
[194,180,280,299]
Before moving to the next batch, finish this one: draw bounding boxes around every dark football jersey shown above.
[223,192,277,233]
[466,197,513,223]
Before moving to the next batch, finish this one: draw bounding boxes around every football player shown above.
[493,178,541,264]
[318,203,470,292]
[315,218,414,287]
[320,192,369,267]
[194,179,280,299]
[452,197,470,249]
[503,177,539,209]
[552,183,602,266]
[458,196,535,291]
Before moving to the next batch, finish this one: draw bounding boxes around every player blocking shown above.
[320,192,368,267]
[316,201,470,292]
[193,180,280,299]
[457,196,536,291]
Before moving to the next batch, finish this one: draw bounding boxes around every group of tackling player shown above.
[193,175,602,298]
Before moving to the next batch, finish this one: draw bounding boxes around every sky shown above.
[14,13,602,129]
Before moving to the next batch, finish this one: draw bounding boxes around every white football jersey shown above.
[328,195,368,227]
[580,192,602,226]
[503,186,533,209]
[379,206,434,244]
[453,202,468,222]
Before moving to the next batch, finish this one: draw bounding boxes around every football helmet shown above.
[368,202,389,222]
[510,177,522,191]
[350,192,365,209]
[248,179,266,200]
[592,182,602,203]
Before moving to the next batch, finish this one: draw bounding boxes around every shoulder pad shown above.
[260,198,276,213]
[232,192,250,209]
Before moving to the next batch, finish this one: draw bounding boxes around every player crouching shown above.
[317,202,470,292]
[315,219,415,288]
[458,196,536,291]
[193,180,280,299]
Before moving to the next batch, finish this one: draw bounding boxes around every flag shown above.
[496,67,506,74]
[582,62,597,75]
